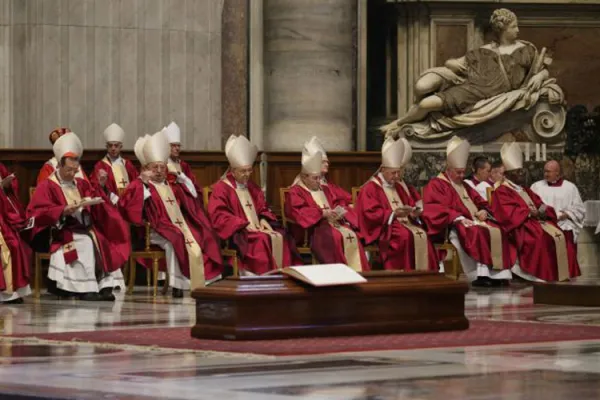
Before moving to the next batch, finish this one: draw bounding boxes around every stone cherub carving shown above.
[382,8,566,147]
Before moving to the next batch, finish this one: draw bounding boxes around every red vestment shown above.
[0,189,32,294]
[356,177,439,271]
[422,174,515,269]
[0,162,26,219]
[208,173,301,274]
[166,159,198,188]
[322,180,352,207]
[491,183,580,281]
[91,157,139,197]
[285,183,369,271]
[119,179,223,281]
[26,175,130,273]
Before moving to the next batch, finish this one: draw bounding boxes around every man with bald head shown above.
[531,160,585,242]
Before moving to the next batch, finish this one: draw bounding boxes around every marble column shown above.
[221,0,249,143]
[263,0,355,151]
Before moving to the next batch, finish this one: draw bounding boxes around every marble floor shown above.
[2,279,600,400]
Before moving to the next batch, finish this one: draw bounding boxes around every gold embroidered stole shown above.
[102,157,129,192]
[370,178,428,271]
[167,159,182,175]
[49,174,102,257]
[222,179,284,269]
[0,227,13,294]
[438,174,503,270]
[297,181,362,272]
[503,180,569,281]
[150,181,206,289]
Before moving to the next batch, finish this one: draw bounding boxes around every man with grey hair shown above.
[531,160,585,241]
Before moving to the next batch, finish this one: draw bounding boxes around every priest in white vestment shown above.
[531,160,585,241]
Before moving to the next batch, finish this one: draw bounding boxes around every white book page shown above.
[285,264,367,287]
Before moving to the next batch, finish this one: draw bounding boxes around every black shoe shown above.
[495,279,510,287]
[3,297,24,304]
[99,287,116,302]
[471,277,494,288]
[48,286,76,299]
[172,288,184,298]
[79,292,102,301]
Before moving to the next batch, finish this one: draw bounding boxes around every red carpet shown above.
[14,320,600,356]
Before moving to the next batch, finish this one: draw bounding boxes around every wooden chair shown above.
[350,186,379,261]
[202,187,239,276]
[279,187,316,264]
[127,222,169,297]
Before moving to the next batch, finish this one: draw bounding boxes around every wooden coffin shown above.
[191,271,469,341]
[534,281,600,307]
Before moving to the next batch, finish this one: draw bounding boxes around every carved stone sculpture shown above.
[381,8,566,148]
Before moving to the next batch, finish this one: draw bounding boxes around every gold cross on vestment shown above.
[185,239,194,247]
[119,178,128,186]
[166,198,175,205]
[174,219,184,228]
[321,204,330,210]
[391,199,400,207]
[554,232,563,241]
[415,230,425,238]
[64,244,74,251]
[244,201,253,210]
[345,234,355,243]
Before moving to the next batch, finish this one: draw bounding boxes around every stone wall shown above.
[0,0,222,150]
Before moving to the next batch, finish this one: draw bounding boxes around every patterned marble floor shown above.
[2,277,600,400]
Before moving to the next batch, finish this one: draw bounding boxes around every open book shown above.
[275,264,367,287]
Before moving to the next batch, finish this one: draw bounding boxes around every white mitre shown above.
[53,132,83,160]
[134,134,151,166]
[301,148,323,175]
[304,136,327,160]
[225,134,258,168]
[446,136,470,169]
[500,142,523,171]
[165,121,181,144]
[381,137,405,169]
[143,129,170,164]
[399,137,412,166]
[103,123,125,143]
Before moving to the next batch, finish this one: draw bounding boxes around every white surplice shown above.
[531,179,585,240]
[464,179,492,201]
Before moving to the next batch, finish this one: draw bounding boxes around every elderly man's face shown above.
[170,143,181,159]
[321,159,330,175]
[544,161,561,183]
[148,162,167,182]
[58,157,80,182]
[106,141,122,158]
[381,167,402,184]
[447,167,466,184]
[232,165,253,184]
[301,173,321,191]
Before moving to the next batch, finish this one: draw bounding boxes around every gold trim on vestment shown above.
[437,174,503,270]
[0,229,13,294]
[150,181,206,289]
[370,178,428,271]
[222,179,284,269]
[102,157,129,190]
[297,181,362,271]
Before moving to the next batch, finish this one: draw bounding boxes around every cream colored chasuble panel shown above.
[0,228,13,294]
[503,181,569,281]
[167,160,182,175]
[49,174,102,256]
[222,179,284,269]
[102,157,129,190]
[150,181,206,289]
[370,178,428,271]
[297,182,362,272]
[438,174,503,270]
